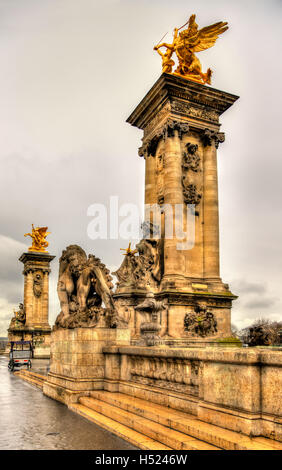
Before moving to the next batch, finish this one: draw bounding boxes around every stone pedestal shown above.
[43,326,130,405]
[117,73,239,342]
[8,251,55,358]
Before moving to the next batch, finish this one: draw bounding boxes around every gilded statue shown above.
[24,224,50,252]
[154,14,228,84]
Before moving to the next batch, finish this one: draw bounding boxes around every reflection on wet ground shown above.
[0,355,137,450]
[29,358,50,375]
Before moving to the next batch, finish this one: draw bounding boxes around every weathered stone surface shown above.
[114,74,239,341]
[54,245,127,330]
[43,327,130,404]
[102,345,282,440]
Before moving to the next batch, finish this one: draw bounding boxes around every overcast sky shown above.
[0,0,281,336]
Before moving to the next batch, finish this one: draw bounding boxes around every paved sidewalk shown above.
[0,355,137,450]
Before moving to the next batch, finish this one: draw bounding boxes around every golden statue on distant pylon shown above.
[24,224,50,252]
[154,14,228,85]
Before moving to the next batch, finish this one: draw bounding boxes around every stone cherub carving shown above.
[154,14,228,84]
[113,223,162,291]
[9,303,26,329]
[184,303,217,337]
[24,224,50,253]
[54,245,127,330]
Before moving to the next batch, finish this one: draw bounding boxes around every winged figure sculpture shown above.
[154,14,228,84]
[24,224,50,252]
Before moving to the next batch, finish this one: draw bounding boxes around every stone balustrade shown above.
[103,345,282,441]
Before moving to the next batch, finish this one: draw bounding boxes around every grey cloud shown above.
[244,298,277,310]
[230,280,267,295]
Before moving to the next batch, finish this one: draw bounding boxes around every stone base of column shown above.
[43,326,131,405]
[114,289,237,343]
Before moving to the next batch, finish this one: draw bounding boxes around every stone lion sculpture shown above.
[54,245,127,330]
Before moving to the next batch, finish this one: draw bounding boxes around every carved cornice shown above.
[127,73,239,132]
[23,265,51,275]
[201,128,225,149]
[19,252,55,264]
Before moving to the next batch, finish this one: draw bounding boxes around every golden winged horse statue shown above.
[154,14,228,84]
[24,224,50,252]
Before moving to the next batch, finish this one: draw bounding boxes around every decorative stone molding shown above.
[163,118,190,139]
[23,262,51,275]
[143,102,171,138]
[171,101,219,124]
[201,128,225,149]
[139,119,189,158]
[130,355,200,396]
[127,75,239,132]
[138,128,164,158]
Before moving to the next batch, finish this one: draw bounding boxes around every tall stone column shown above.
[19,252,55,328]
[162,127,187,285]
[124,73,239,342]
[14,252,55,357]
[144,154,157,205]
[202,130,225,282]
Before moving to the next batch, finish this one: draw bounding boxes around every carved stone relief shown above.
[171,101,219,123]
[184,304,218,337]
[181,142,202,213]
[33,271,43,298]
[182,143,201,172]
[130,355,200,396]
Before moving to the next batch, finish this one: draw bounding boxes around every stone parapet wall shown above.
[103,345,282,441]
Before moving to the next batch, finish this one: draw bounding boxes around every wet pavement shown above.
[0,355,137,450]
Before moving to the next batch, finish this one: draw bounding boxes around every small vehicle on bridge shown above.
[8,341,33,372]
